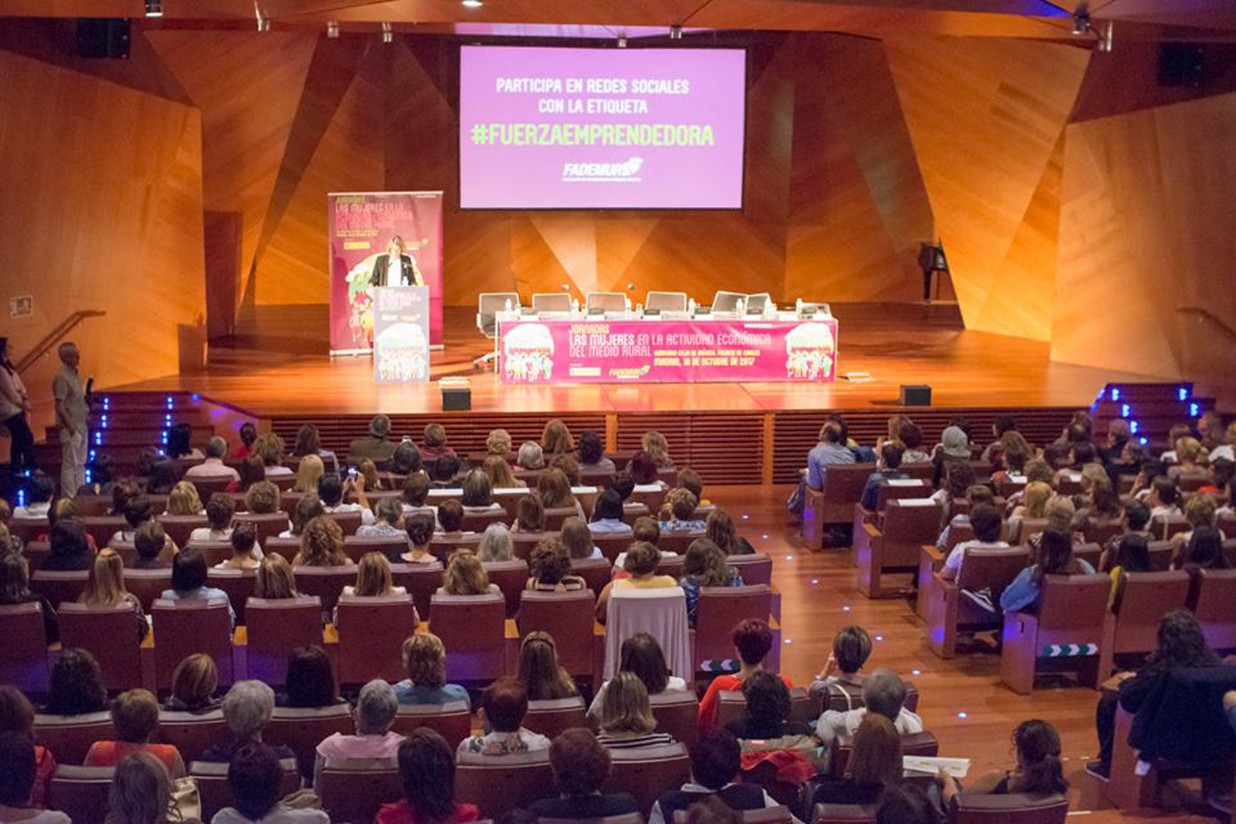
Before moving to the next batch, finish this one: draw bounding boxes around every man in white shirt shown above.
[939,504,1008,582]
[814,670,923,772]
[184,436,240,483]
[52,342,89,496]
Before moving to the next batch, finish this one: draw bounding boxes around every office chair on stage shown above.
[475,292,520,368]
[646,291,688,313]
[586,292,628,313]
[531,293,573,314]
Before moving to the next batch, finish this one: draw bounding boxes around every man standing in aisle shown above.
[53,342,89,496]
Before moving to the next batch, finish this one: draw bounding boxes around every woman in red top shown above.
[376,729,479,824]
[0,686,56,808]
[84,689,186,778]
[698,618,794,731]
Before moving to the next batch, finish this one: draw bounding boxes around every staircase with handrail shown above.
[14,310,106,374]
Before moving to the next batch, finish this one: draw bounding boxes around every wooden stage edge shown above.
[114,302,1165,419]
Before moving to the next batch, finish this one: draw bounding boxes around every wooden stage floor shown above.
[115,303,1160,418]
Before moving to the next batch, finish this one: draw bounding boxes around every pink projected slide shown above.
[459,46,746,209]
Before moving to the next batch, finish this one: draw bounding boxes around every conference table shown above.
[495,309,838,384]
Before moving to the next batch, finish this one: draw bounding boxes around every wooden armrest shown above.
[862,523,882,539]
[920,545,945,565]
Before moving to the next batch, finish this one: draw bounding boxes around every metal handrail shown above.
[14,310,105,374]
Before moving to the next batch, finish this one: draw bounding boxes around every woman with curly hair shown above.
[292,517,352,568]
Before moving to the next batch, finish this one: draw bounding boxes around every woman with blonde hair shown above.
[344,552,407,598]
[1027,496,1083,551]
[254,433,292,477]
[518,631,578,701]
[165,481,204,517]
[541,419,576,455]
[642,431,674,469]
[439,550,497,596]
[358,458,383,491]
[294,454,324,494]
[482,455,525,489]
[292,517,352,568]
[243,480,282,515]
[164,653,220,712]
[561,516,602,560]
[1008,481,1052,544]
[393,633,470,707]
[596,672,674,749]
[477,523,513,562]
[538,468,583,517]
[877,414,913,453]
[255,554,299,599]
[486,429,513,458]
[80,548,148,640]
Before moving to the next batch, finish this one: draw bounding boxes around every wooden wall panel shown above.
[0,50,205,431]
[1053,91,1236,400]
[885,36,1090,340]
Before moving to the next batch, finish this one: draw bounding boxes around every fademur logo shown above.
[562,157,643,183]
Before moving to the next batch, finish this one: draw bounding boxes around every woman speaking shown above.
[370,235,424,287]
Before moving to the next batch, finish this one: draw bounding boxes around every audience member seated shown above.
[651,728,782,824]
[80,547,148,639]
[1087,609,1220,780]
[160,547,237,627]
[165,422,203,462]
[941,720,1066,800]
[237,457,266,492]
[538,469,585,519]
[700,619,792,731]
[596,672,676,749]
[146,461,181,497]
[1000,530,1096,614]
[861,445,908,511]
[192,493,237,544]
[461,470,503,514]
[254,434,293,479]
[816,670,923,769]
[391,441,424,477]
[938,504,1007,588]
[199,681,294,765]
[399,514,437,565]
[644,431,675,469]
[1005,482,1051,545]
[216,522,261,571]
[677,469,710,508]
[458,677,550,755]
[164,653,221,713]
[527,538,586,593]
[726,670,814,742]
[1105,534,1151,605]
[1170,494,1226,554]
[590,489,632,534]
[598,541,679,618]
[929,462,975,516]
[40,518,93,571]
[43,647,107,716]
[435,500,471,539]
[0,687,56,809]
[1103,500,1152,564]
[1225,690,1236,734]
[314,679,403,787]
[133,522,173,570]
[419,423,456,461]
[343,552,408,599]
[215,741,327,824]
[1167,437,1207,483]
[589,632,688,720]
[541,419,575,457]
[481,455,525,490]
[85,689,186,778]
[438,550,499,597]
[319,473,374,526]
[707,510,754,556]
[551,454,582,486]
[377,730,479,824]
[630,451,664,489]
[562,516,603,560]
[0,731,68,824]
[243,481,286,523]
[400,472,438,524]
[293,455,325,496]
[931,425,972,489]
[809,625,873,705]
[578,431,615,473]
[349,417,398,470]
[255,555,300,600]
[473,523,512,563]
[528,728,640,819]
[1174,525,1231,571]
[358,498,406,540]
[431,455,463,489]
[12,474,54,520]
[284,497,325,541]
[810,714,903,806]
[292,517,352,570]
[232,424,259,461]
[281,646,342,709]
[511,497,546,535]
[516,442,544,473]
[0,553,58,643]
[393,633,471,709]
[662,489,706,532]
[1148,477,1182,520]
[291,423,339,476]
[518,631,578,701]
[680,539,743,627]
[165,482,204,517]
[875,784,940,824]
[79,454,116,499]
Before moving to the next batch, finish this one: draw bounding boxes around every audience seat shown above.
[522,696,588,739]
[572,557,614,597]
[336,594,419,685]
[1001,574,1112,695]
[48,765,114,824]
[157,708,228,763]
[22,540,50,573]
[266,704,353,780]
[543,507,580,532]
[8,516,47,545]
[604,587,690,682]
[715,687,814,734]
[1146,540,1176,572]
[1011,518,1049,547]
[428,592,507,683]
[83,516,127,550]
[245,596,324,685]
[457,749,554,820]
[511,531,555,562]
[659,531,707,555]
[156,514,209,548]
[35,712,114,765]
[830,730,938,778]
[462,508,511,533]
[803,464,874,550]
[593,534,634,563]
[649,690,700,751]
[629,487,668,517]
[390,561,446,619]
[70,494,112,517]
[58,603,145,693]
[727,552,773,586]
[430,533,481,560]
[1073,542,1102,573]
[325,509,363,536]
[950,792,1068,824]
[1084,518,1125,547]
[391,701,472,750]
[0,603,50,696]
[190,758,300,822]
[854,500,943,599]
[604,743,691,813]
[812,803,876,824]
[233,512,291,545]
[207,568,257,624]
[518,589,597,683]
[694,585,774,672]
[187,476,234,500]
[294,566,355,616]
[1152,514,1190,542]
[152,598,235,692]
[484,559,531,618]
[184,540,232,568]
[317,757,403,824]
[123,568,173,612]
[657,554,686,580]
[263,536,301,563]
[30,569,89,609]
[1108,571,1192,663]
[1188,568,1236,651]
[925,546,1030,659]
[343,535,409,563]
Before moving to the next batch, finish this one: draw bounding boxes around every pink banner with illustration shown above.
[498,318,838,384]
[328,191,443,354]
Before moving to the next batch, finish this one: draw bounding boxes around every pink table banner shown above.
[498,317,838,384]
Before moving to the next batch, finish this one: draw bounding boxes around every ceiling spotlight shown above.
[462,0,484,7]
[382,21,393,43]
[144,0,163,18]
[326,20,339,38]
[670,25,682,40]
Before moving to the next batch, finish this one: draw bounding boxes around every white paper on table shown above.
[888,479,925,487]
[903,756,971,778]
[898,498,938,507]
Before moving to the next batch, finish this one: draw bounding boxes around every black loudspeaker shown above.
[77,19,131,59]
[442,386,471,412]
[1158,43,1206,87]
[900,385,932,407]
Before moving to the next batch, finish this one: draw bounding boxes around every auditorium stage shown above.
[115,302,1159,418]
